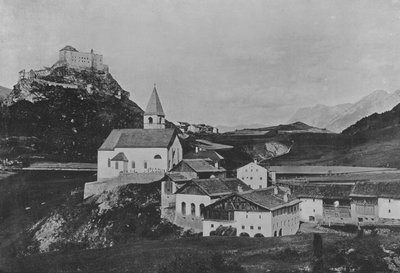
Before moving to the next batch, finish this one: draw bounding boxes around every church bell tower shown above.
[144,85,166,129]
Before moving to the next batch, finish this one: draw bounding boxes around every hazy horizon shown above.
[2,0,400,128]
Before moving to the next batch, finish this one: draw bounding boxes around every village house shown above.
[184,150,225,169]
[350,181,400,225]
[174,178,251,232]
[169,159,226,179]
[291,184,353,225]
[160,158,227,218]
[96,86,182,181]
[237,162,271,190]
[203,186,301,237]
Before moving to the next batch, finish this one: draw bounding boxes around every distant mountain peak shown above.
[288,89,400,133]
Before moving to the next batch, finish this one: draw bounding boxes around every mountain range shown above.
[288,90,400,133]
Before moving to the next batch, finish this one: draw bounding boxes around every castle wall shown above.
[59,49,106,71]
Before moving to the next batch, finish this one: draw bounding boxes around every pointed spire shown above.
[145,85,165,116]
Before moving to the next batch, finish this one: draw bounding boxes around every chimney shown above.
[283,193,288,203]
[254,159,258,164]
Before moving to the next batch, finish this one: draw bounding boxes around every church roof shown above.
[60,45,78,52]
[98,128,177,150]
[110,152,128,162]
[145,87,165,116]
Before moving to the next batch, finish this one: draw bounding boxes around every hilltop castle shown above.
[19,46,109,80]
[56,45,109,73]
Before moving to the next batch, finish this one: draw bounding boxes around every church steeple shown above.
[144,85,166,129]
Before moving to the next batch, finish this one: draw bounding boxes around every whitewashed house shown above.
[96,86,182,181]
[237,162,271,189]
[173,178,251,232]
[203,186,301,237]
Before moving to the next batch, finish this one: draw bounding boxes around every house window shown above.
[260,177,262,180]
[259,185,262,189]
[191,203,196,216]
[242,225,245,229]
[250,177,253,180]
[154,154,162,159]
[108,158,111,167]
[144,161,147,169]
[258,226,261,230]
[389,209,391,213]
[148,117,153,124]
[200,204,205,217]
[115,161,119,169]
[389,199,391,203]
[211,224,214,228]
[131,161,135,169]
[250,226,254,230]
[259,215,261,219]
[181,202,186,215]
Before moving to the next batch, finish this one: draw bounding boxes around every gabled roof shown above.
[176,178,251,197]
[351,181,400,199]
[60,45,78,52]
[99,129,177,150]
[292,184,353,199]
[145,87,165,116]
[170,159,225,173]
[184,151,224,164]
[206,187,300,211]
[110,152,128,162]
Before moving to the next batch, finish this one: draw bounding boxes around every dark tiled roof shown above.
[110,152,128,162]
[292,184,353,199]
[60,45,78,52]
[99,129,177,150]
[184,151,224,164]
[351,181,400,199]
[240,187,300,211]
[178,178,250,196]
[171,159,225,173]
[166,172,196,182]
[145,87,165,116]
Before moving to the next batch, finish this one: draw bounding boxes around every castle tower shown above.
[144,85,166,129]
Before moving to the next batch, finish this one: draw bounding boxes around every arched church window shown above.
[148,117,153,124]
[154,154,162,159]
[108,158,111,167]
[131,161,135,169]
[115,161,119,169]
[144,161,147,169]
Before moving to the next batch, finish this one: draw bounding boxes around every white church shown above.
[96,86,183,181]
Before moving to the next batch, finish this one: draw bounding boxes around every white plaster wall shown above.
[378,198,400,219]
[235,211,272,237]
[299,198,323,222]
[237,163,269,189]
[271,205,300,236]
[168,137,183,169]
[144,115,165,129]
[203,220,235,236]
[98,147,168,180]
[175,194,211,217]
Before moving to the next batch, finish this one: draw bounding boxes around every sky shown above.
[2,0,400,128]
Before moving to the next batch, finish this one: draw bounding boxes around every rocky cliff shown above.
[0,65,143,162]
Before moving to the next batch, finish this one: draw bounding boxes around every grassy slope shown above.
[5,233,340,273]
